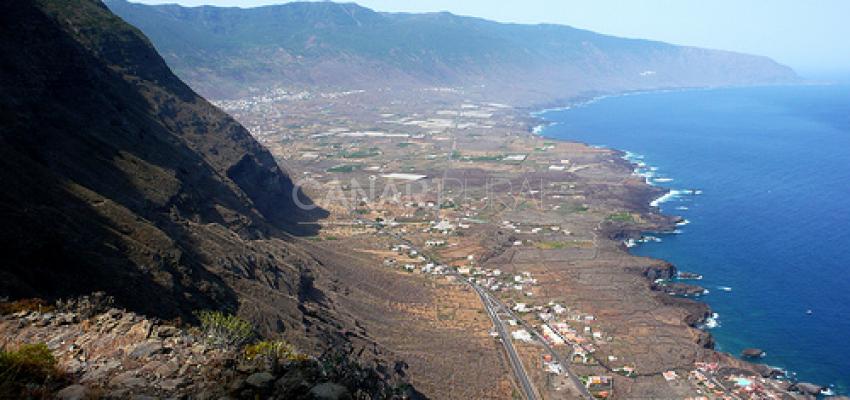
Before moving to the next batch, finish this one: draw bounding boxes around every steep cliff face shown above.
[0,0,333,345]
[106,0,799,102]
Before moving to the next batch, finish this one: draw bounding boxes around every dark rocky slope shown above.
[0,1,382,364]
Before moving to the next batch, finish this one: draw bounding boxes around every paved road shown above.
[353,212,588,399]
[472,283,539,400]
[481,289,594,400]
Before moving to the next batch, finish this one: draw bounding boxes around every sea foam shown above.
[702,313,720,329]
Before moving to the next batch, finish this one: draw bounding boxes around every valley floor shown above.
[211,86,810,399]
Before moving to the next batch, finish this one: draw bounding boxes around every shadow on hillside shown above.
[0,1,325,319]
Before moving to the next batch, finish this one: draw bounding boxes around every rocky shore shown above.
[526,106,837,398]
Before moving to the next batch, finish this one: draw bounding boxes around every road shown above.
[363,216,590,399]
[472,283,539,400]
[477,284,594,400]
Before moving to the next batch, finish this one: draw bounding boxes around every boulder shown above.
[309,382,351,400]
[155,325,179,338]
[154,360,180,378]
[109,371,147,388]
[245,372,275,389]
[56,384,88,400]
[791,382,823,395]
[130,340,165,359]
[275,368,313,397]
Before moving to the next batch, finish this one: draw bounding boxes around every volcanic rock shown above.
[741,348,765,358]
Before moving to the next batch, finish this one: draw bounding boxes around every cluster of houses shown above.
[501,220,567,235]
[582,375,614,399]
[386,244,447,275]
[685,362,794,400]
[541,354,564,375]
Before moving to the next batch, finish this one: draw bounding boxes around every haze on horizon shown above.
[129,0,850,80]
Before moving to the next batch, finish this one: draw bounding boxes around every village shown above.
[215,86,819,400]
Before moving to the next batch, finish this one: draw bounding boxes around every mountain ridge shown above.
[106,0,799,102]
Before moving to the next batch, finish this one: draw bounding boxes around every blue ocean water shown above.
[539,85,850,393]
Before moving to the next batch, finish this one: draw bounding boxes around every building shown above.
[511,329,533,343]
[541,324,565,346]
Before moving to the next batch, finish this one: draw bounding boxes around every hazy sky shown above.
[131,0,850,77]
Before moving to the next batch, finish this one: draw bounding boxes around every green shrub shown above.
[244,340,310,369]
[196,311,254,348]
[0,343,62,397]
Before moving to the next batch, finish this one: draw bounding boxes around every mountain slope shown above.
[106,0,799,102]
[0,0,348,348]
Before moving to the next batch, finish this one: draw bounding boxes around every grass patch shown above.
[340,147,380,158]
[606,212,635,222]
[556,203,589,214]
[533,241,568,250]
[0,343,65,397]
[460,154,503,162]
[326,164,363,173]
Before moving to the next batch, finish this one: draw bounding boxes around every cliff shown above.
[0,0,361,354]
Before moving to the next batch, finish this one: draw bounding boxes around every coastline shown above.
[203,79,844,398]
[526,87,840,396]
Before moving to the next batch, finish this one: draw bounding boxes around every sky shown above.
[130,0,850,78]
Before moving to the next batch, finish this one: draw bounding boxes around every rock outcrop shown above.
[652,281,707,297]
[0,304,415,399]
[641,262,678,281]
[790,382,824,396]
[741,348,765,358]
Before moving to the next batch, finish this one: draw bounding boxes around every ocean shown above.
[538,85,850,394]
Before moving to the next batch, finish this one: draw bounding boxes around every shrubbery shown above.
[0,343,64,397]
[196,310,255,348]
[244,340,310,368]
